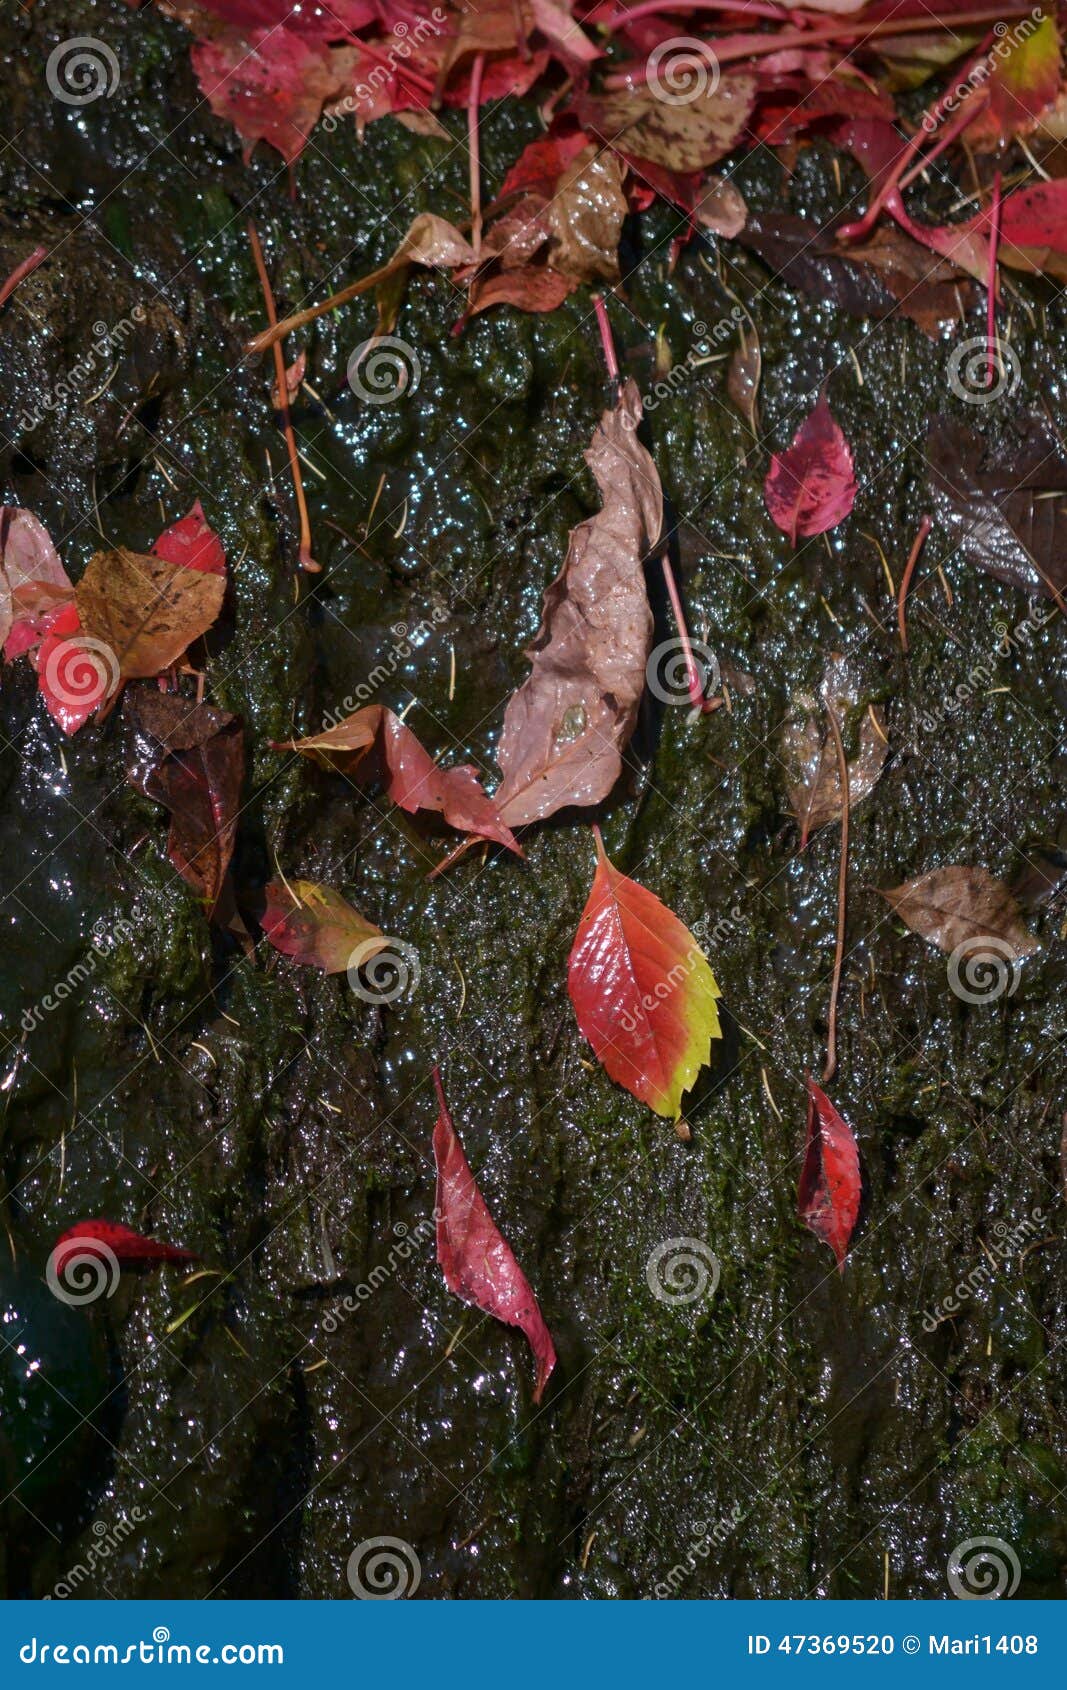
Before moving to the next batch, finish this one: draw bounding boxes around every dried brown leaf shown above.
[77,548,225,682]
[880,865,1037,960]
[544,145,627,282]
[783,655,886,843]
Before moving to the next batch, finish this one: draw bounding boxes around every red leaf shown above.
[153,501,227,577]
[567,831,722,1120]
[0,507,74,659]
[191,26,351,164]
[996,178,1067,255]
[797,1079,860,1270]
[34,604,111,736]
[261,878,388,973]
[764,388,856,544]
[54,1218,197,1266]
[432,1069,557,1403]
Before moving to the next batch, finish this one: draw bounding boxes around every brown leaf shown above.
[881,866,1037,960]
[693,173,748,238]
[493,379,661,828]
[783,656,886,844]
[467,266,577,316]
[125,688,244,913]
[544,145,627,282]
[578,76,755,173]
[77,548,225,682]
[261,878,387,974]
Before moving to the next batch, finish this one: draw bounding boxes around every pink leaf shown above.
[996,179,1067,254]
[0,507,74,659]
[54,1218,198,1266]
[34,604,111,736]
[764,389,856,544]
[432,1069,557,1403]
[797,1079,861,1270]
[153,500,227,577]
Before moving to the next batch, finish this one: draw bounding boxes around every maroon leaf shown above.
[798,1079,860,1270]
[125,688,244,915]
[432,1068,557,1403]
[54,1218,197,1266]
[764,388,856,545]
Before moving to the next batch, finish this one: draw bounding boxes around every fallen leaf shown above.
[544,145,627,282]
[880,865,1037,959]
[34,603,112,736]
[693,173,748,238]
[190,25,353,163]
[467,266,576,316]
[0,507,74,659]
[926,413,1067,602]
[275,703,520,855]
[783,655,887,844]
[261,877,387,973]
[567,830,722,1120]
[578,75,756,172]
[432,1067,557,1403]
[53,1218,197,1267]
[153,500,227,577]
[798,1079,860,1271]
[764,388,856,544]
[76,547,226,683]
[493,379,660,828]
[125,688,244,913]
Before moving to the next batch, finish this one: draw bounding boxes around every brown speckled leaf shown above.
[880,866,1037,959]
[783,655,886,844]
[77,547,225,680]
[578,76,755,172]
[493,379,661,828]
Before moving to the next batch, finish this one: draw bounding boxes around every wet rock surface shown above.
[0,0,1065,1599]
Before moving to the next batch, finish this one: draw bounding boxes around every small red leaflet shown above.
[153,501,227,577]
[432,1068,557,1403]
[764,388,857,545]
[797,1078,860,1271]
[53,1219,198,1266]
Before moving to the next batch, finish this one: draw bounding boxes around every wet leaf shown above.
[275,703,520,855]
[880,865,1037,959]
[467,266,576,316]
[191,25,354,164]
[567,831,722,1120]
[261,878,387,973]
[0,507,73,659]
[493,379,660,828]
[926,413,1067,602]
[693,173,748,238]
[578,76,756,173]
[432,1068,557,1403]
[54,1218,197,1266]
[783,655,887,845]
[153,500,227,577]
[34,604,110,736]
[125,688,244,913]
[544,145,628,282]
[764,388,856,545]
[76,547,225,682]
[798,1079,860,1271]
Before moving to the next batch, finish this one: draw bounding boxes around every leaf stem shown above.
[247,220,319,572]
[896,514,931,654]
[661,555,719,714]
[592,292,620,387]
[0,244,47,310]
[468,54,485,259]
[986,166,1002,388]
[821,697,849,1086]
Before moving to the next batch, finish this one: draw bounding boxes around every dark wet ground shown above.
[1,0,1065,1600]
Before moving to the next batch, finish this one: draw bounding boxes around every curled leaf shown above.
[798,1079,860,1271]
[764,389,856,545]
[0,507,74,659]
[544,145,627,282]
[432,1068,557,1403]
[262,878,386,974]
[567,831,721,1120]
[493,379,660,828]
